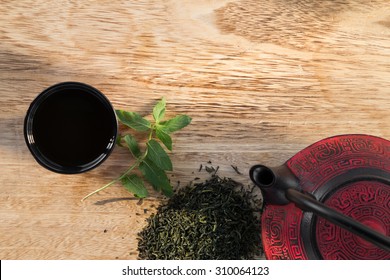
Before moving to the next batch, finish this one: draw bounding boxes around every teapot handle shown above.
[285,188,390,252]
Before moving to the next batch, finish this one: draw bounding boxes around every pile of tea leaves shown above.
[137,175,262,260]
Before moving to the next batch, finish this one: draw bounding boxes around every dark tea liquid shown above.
[32,89,115,168]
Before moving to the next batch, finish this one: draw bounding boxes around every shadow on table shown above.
[93,197,141,205]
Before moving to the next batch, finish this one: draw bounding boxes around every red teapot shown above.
[250,134,390,259]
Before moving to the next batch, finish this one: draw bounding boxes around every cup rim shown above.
[24,81,118,174]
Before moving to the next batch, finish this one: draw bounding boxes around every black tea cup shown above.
[24,82,117,174]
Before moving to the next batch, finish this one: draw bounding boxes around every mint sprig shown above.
[81,97,191,200]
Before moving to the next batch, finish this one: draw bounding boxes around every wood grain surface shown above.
[0,0,389,259]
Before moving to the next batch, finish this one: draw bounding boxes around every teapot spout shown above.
[249,164,300,205]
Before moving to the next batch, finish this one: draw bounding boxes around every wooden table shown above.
[0,0,389,259]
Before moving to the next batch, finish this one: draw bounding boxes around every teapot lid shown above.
[262,134,390,259]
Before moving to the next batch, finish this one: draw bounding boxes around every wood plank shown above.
[0,0,389,259]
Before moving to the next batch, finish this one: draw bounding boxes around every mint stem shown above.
[81,154,146,201]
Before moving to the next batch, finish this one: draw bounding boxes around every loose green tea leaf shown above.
[121,174,148,198]
[116,110,151,131]
[159,115,192,134]
[139,159,173,197]
[137,176,262,260]
[152,97,166,123]
[124,134,141,158]
[146,139,172,171]
[156,129,172,151]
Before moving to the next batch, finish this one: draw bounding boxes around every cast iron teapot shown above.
[250,134,390,260]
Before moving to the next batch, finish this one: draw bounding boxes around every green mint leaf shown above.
[152,97,166,123]
[156,129,172,151]
[159,115,192,134]
[83,97,190,201]
[116,134,124,147]
[139,159,173,196]
[116,110,151,131]
[146,139,172,171]
[121,174,148,198]
[123,134,141,158]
